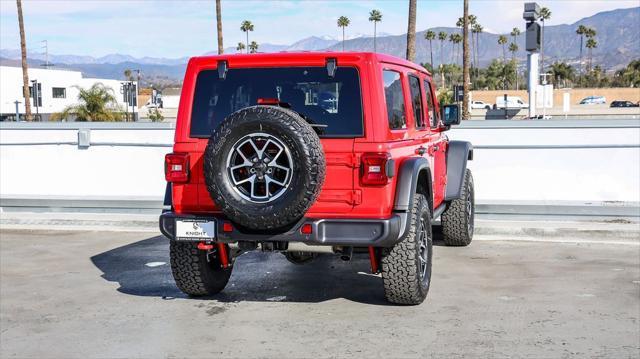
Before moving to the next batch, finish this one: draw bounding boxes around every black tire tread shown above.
[381,194,432,305]
[170,241,232,296]
[441,169,474,246]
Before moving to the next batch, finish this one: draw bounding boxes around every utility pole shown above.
[31,79,40,119]
[216,0,224,54]
[16,0,32,121]
[41,40,52,69]
[462,0,470,120]
[405,0,417,62]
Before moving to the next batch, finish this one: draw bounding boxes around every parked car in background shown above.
[495,96,528,109]
[610,100,639,108]
[470,100,491,110]
[579,96,606,105]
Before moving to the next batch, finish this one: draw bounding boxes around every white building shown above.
[0,66,137,121]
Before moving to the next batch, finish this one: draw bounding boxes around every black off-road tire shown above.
[170,241,232,296]
[204,106,325,230]
[441,169,475,246]
[381,194,433,305]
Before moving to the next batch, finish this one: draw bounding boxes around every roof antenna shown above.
[218,60,228,79]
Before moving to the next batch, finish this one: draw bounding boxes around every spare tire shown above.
[204,105,325,230]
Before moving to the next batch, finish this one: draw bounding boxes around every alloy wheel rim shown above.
[418,214,429,281]
[226,133,294,203]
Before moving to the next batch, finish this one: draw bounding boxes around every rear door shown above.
[185,63,363,215]
[424,78,447,208]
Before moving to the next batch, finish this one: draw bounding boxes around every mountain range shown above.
[1,7,637,85]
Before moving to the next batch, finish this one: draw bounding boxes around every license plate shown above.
[175,219,216,241]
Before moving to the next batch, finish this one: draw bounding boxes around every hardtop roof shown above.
[189,51,430,76]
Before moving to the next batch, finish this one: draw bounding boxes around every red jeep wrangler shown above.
[160,52,474,305]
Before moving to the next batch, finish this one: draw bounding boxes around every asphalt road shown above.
[1,229,639,358]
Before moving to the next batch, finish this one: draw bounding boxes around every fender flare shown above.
[393,157,432,239]
[445,140,473,201]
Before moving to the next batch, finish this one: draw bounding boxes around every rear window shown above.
[190,66,363,137]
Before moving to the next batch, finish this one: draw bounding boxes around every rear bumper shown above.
[159,211,407,247]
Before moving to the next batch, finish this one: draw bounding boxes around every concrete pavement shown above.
[1,229,639,358]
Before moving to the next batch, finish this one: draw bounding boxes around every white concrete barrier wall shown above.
[1,120,639,211]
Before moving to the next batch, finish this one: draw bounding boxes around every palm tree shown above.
[368,9,382,52]
[510,27,521,89]
[454,33,463,65]
[249,41,259,54]
[449,33,457,64]
[16,0,32,121]
[510,27,521,49]
[438,31,448,64]
[236,42,245,53]
[498,35,508,90]
[498,35,508,63]
[54,83,123,122]
[455,15,475,29]
[550,62,575,88]
[471,22,483,88]
[472,23,483,69]
[457,14,476,65]
[123,69,133,81]
[462,0,470,120]
[539,7,551,72]
[576,25,587,66]
[337,16,350,51]
[509,42,519,89]
[240,20,254,51]
[438,31,448,87]
[425,30,436,68]
[406,0,417,61]
[509,43,519,61]
[216,0,224,54]
[586,37,597,72]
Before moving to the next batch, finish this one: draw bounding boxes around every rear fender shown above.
[393,157,432,239]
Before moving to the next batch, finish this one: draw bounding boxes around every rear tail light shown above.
[165,153,190,183]
[360,153,391,186]
[257,98,281,105]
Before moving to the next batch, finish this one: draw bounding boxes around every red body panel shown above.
[170,52,447,219]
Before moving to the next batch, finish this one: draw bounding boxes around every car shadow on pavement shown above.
[90,235,391,305]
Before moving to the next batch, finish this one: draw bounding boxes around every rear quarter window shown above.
[382,70,406,130]
[190,66,364,137]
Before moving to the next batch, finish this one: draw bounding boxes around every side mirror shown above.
[441,104,461,126]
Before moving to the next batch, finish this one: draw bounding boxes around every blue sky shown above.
[0,0,637,58]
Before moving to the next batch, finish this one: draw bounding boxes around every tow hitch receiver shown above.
[197,242,230,268]
[197,242,214,251]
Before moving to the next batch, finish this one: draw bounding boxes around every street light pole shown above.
[523,2,542,119]
[14,100,21,121]
[31,79,39,119]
